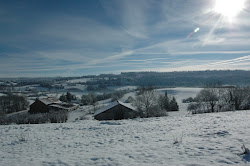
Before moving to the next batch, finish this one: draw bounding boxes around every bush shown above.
[182,97,197,103]
[0,111,68,125]
[148,106,168,117]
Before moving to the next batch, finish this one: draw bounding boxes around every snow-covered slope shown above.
[1,111,250,166]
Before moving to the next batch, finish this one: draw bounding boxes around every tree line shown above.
[0,94,29,116]
[187,86,250,114]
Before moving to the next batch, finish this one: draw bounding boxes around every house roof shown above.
[93,100,135,117]
[49,103,78,110]
[37,97,61,105]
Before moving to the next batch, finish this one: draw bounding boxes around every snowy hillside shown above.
[1,111,250,166]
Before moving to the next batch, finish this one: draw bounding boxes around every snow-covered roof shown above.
[93,100,135,117]
[0,93,6,97]
[118,101,135,111]
[37,97,61,105]
[49,103,78,110]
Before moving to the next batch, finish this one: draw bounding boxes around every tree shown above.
[66,92,72,103]
[134,90,157,117]
[158,91,175,112]
[0,105,6,119]
[137,85,154,95]
[59,94,67,102]
[86,93,98,112]
[196,88,219,112]
[125,96,135,103]
[158,95,165,111]
[225,87,250,110]
[187,103,198,114]
[59,92,73,103]
[163,91,170,111]
[111,90,127,102]
[170,96,179,111]
[87,85,96,91]
[188,86,250,114]
[0,94,29,114]
[182,97,197,103]
[98,84,107,89]
[134,89,167,117]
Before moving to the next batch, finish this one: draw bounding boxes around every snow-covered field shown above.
[113,86,137,91]
[1,110,250,166]
[157,87,202,116]
[67,78,92,83]
[64,84,86,91]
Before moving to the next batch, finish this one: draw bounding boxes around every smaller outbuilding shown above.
[29,97,79,113]
[93,100,137,120]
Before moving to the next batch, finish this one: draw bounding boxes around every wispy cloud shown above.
[204,55,250,66]
[0,0,250,77]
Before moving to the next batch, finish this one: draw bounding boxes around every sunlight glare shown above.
[194,27,200,33]
[214,0,245,21]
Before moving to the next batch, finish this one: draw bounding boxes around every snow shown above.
[1,110,250,165]
[118,101,135,111]
[157,87,202,116]
[6,110,28,117]
[64,84,85,91]
[93,100,135,117]
[113,86,137,91]
[67,78,91,83]
[67,110,89,122]
[49,103,78,110]
[0,93,6,97]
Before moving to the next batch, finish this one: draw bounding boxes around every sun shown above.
[214,0,245,21]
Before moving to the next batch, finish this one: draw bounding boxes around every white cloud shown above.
[118,0,153,38]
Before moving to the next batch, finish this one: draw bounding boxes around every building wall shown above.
[94,105,136,120]
[29,100,49,113]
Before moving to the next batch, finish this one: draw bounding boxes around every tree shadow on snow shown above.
[243,153,250,162]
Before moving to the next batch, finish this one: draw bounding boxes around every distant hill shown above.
[84,70,250,87]
[1,70,249,88]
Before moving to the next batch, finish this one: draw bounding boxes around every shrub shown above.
[0,111,68,125]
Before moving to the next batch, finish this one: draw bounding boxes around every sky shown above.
[0,0,250,77]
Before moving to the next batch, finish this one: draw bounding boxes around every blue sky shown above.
[0,0,250,77]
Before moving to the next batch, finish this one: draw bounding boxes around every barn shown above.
[29,97,78,113]
[93,100,137,120]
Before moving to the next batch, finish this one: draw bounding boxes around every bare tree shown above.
[187,103,198,114]
[226,87,250,110]
[86,93,98,113]
[134,90,158,117]
[195,88,219,113]
[0,94,29,114]
[188,86,250,114]
[134,90,168,117]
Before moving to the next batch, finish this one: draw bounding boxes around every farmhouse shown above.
[29,97,79,113]
[93,100,137,120]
